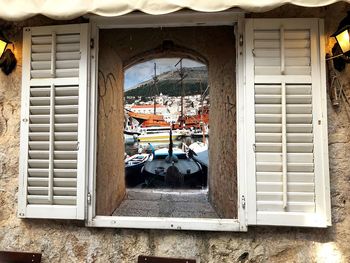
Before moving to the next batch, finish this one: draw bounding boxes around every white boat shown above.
[124,134,137,144]
[125,153,150,187]
[188,142,209,169]
[138,126,182,142]
[191,126,209,137]
[138,132,182,142]
[125,153,150,167]
[188,141,208,153]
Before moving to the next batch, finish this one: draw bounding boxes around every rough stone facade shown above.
[0,3,349,263]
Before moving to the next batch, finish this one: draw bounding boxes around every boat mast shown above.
[199,80,203,123]
[152,62,158,115]
[199,80,205,144]
[175,58,187,127]
[201,83,209,144]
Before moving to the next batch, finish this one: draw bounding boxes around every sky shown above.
[124,58,204,90]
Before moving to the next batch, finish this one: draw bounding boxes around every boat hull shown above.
[125,154,150,187]
[125,163,146,187]
[143,158,204,187]
[138,133,181,142]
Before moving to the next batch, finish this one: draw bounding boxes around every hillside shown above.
[125,66,208,97]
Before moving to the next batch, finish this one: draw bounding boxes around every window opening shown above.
[96,26,237,219]
[124,58,209,189]
[118,57,212,217]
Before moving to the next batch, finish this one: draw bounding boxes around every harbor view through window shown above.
[97,26,236,218]
[123,58,209,190]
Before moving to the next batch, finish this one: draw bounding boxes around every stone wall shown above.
[0,3,349,262]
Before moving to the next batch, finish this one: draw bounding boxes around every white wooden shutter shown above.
[18,24,89,219]
[245,19,331,227]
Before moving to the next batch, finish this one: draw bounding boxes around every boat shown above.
[127,110,165,122]
[188,141,208,153]
[124,134,137,144]
[182,141,208,167]
[138,132,181,142]
[142,129,203,188]
[191,125,209,138]
[141,118,170,128]
[126,63,172,128]
[125,153,150,186]
[187,141,208,187]
[137,126,182,142]
[172,59,209,130]
[125,153,150,167]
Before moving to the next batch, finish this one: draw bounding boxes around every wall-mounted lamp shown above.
[332,25,350,55]
[0,31,16,75]
[328,11,350,72]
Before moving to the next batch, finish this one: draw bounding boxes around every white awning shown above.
[1,0,349,21]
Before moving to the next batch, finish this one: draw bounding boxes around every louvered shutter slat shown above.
[257,192,315,202]
[19,24,88,220]
[30,31,80,77]
[54,178,77,186]
[27,196,76,205]
[32,52,81,61]
[257,182,315,193]
[257,172,314,183]
[28,150,77,159]
[257,201,315,213]
[246,19,331,227]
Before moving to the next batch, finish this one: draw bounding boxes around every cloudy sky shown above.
[124,58,204,90]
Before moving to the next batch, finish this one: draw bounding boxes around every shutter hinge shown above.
[252,143,256,152]
[87,192,92,205]
[239,34,243,46]
[241,195,246,209]
[252,49,256,57]
[90,38,94,49]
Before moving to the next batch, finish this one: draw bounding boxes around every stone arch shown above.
[123,40,208,70]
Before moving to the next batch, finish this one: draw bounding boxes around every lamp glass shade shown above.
[332,24,350,55]
[335,28,350,54]
[0,39,8,58]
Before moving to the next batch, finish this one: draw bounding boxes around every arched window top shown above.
[124,57,207,92]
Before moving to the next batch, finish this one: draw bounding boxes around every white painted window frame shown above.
[85,10,248,231]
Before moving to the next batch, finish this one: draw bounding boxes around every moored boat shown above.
[142,148,202,187]
[138,132,182,142]
[138,126,182,142]
[188,142,209,168]
[142,128,203,188]
[124,134,137,144]
[125,153,150,186]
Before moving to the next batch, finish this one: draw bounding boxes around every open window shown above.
[94,25,238,223]
[17,14,331,230]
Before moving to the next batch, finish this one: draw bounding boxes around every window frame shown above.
[85,10,248,231]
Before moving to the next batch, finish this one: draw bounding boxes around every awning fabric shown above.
[0,0,349,21]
